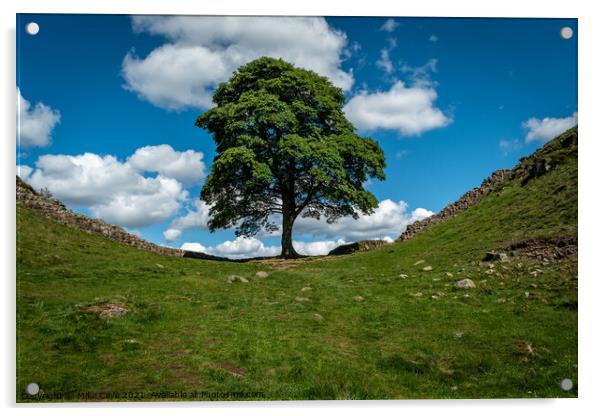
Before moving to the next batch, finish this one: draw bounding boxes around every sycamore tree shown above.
[196,57,385,258]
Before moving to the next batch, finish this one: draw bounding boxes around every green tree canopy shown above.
[196,57,385,258]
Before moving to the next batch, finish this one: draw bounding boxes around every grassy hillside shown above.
[16,130,577,401]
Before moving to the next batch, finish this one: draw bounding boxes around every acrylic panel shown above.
[16,14,578,402]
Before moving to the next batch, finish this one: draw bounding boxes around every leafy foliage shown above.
[196,57,385,257]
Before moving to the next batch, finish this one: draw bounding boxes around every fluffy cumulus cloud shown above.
[523,112,577,143]
[163,199,212,242]
[344,81,451,136]
[17,88,61,148]
[294,199,434,241]
[122,16,353,110]
[180,237,353,259]
[23,145,204,228]
[128,144,205,185]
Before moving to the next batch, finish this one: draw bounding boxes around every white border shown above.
[2,1,600,415]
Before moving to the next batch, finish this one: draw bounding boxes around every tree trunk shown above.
[280,206,299,259]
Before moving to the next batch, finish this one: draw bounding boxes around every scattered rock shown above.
[482,251,501,262]
[499,253,510,263]
[495,298,507,304]
[414,260,425,266]
[256,271,269,278]
[313,313,324,321]
[227,275,248,283]
[353,295,364,302]
[78,302,129,319]
[422,266,433,271]
[295,297,311,303]
[431,295,440,300]
[454,332,464,339]
[411,292,423,298]
[454,278,476,289]
[445,272,454,277]
[156,263,165,269]
[300,286,312,292]
[399,273,408,279]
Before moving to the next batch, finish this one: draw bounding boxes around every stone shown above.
[399,273,408,279]
[495,298,507,304]
[499,253,510,263]
[156,263,165,269]
[482,251,501,262]
[411,292,423,298]
[414,260,425,266]
[313,313,324,321]
[300,286,312,292]
[422,266,433,271]
[79,302,129,319]
[256,271,269,278]
[445,272,454,277]
[227,275,248,283]
[454,278,476,289]
[295,297,310,302]
[454,331,464,339]
[353,295,364,302]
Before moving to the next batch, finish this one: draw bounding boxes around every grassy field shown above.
[16,133,577,401]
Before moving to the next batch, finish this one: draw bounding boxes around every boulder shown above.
[328,240,389,256]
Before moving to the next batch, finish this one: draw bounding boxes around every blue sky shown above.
[16,14,577,258]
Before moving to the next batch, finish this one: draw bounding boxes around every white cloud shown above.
[181,242,208,253]
[128,144,205,185]
[163,199,212,242]
[122,16,353,110]
[23,146,204,228]
[17,88,61,148]
[379,19,399,33]
[376,37,397,74]
[182,236,280,259]
[523,112,577,143]
[180,236,353,259]
[294,199,434,241]
[344,81,450,135]
[163,228,182,242]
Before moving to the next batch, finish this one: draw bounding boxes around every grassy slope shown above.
[16,137,577,401]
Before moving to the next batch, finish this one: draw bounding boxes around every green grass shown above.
[16,137,577,401]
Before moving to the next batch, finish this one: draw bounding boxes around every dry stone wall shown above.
[16,176,226,260]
